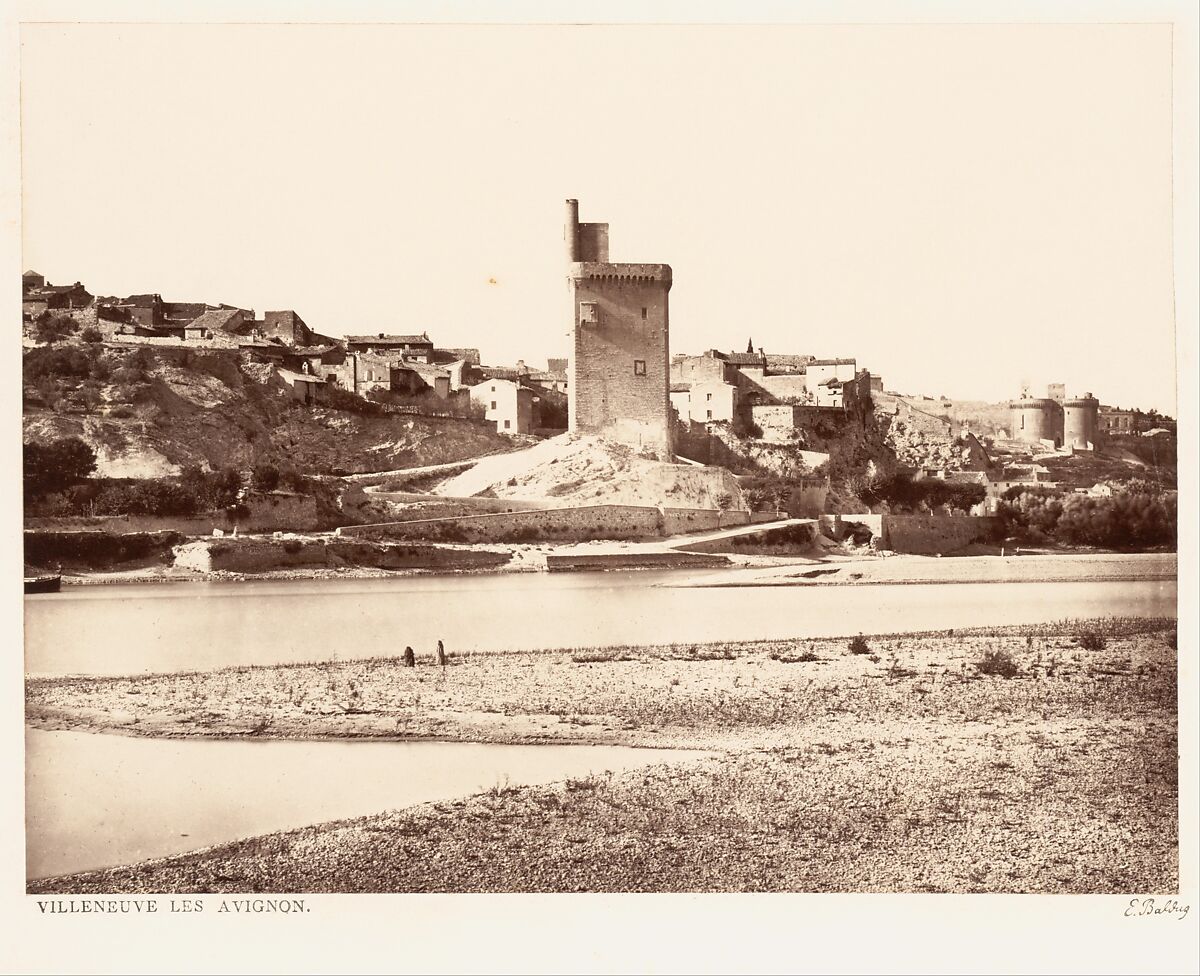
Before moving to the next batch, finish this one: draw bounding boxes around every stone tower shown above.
[565,199,673,456]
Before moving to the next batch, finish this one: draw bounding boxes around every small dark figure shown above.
[436,640,447,667]
[403,646,415,668]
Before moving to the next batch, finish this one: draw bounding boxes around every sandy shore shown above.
[27,616,1178,893]
[695,550,1177,587]
[51,548,1177,588]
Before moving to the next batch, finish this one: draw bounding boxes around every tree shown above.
[23,437,97,500]
[35,315,80,344]
[81,327,104,343]
[251,462,281,492]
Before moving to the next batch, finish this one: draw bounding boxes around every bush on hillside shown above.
[23,437,97,500]
[35,315,79,344]
[324,386,385,415]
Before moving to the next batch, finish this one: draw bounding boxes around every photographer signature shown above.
[1125,898,1190,920]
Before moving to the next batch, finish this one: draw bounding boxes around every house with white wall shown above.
[469,379,533,434]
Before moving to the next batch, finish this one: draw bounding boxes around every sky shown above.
[20,22,1177,413]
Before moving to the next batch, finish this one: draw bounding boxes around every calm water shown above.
[24,571,1176,677]
[26,728,700,880]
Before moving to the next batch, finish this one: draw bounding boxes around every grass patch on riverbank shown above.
[30,713,1177,894]
[27,617,1177,749]
[26,615,1178,894]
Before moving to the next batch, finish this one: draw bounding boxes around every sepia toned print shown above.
[21,21,1179,901]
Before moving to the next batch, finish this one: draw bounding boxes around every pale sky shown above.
[21,23,1176,412]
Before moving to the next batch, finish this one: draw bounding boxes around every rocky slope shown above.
[22,341,513,477]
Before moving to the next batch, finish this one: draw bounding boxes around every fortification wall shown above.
[342,504,665,543]
[342,502,756,544]
[660,507,752,535]
[203,538,511,573]
[884,515,1002,554]
[23,492,322,535]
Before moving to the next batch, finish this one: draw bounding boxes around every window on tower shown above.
[633,360,646,376]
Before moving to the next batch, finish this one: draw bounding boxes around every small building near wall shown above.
[276,367,325,405]
[391,361,451,398]
[669,380,738,424]
[470,379,533,434]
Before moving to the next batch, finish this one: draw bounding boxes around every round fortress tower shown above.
[1008,397,1061,445]
[1062,395,1100,450]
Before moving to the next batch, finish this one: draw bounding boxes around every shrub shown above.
[110,366,146,385]
[999,487,1176,550]
[80,327,104,343]
[860,473,985,514]
[23,345,92,381]
[977,648,1020,678]
[251,462,281,491]
[23,437,97,500]
[324,386,384,415]
[1076,632,1108,652]
[848,635,871,655]
[35,314,80,344]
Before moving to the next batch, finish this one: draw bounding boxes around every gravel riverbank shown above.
[28,616,1178,893]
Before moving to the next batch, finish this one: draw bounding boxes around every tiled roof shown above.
[123,294,162,306]
[164,302,208,319]
[276,367,325,384]
[394,361,449,379]
[475,366,522,380]
[808,358,856,366]
[188,308,245,333]
[345,334,432,345]
[726,353,765,366]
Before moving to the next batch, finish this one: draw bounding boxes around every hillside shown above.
[22,341,515,477]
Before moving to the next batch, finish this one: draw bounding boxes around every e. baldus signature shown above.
[1125,897,1190,920]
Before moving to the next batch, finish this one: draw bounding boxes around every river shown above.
[24,569,1176,677]
[26,728,702,880]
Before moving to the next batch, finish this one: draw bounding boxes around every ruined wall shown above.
[818,513,999,553]
[883,515,1002,555]
[659,507,752,534]
[671,355,732,385]
[203,538,511,573]
[740,370,809,404]
[342,501,754,544]
[23,492,322,535]
[343,503,666,543]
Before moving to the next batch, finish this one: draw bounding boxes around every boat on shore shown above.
[24,575,62,594]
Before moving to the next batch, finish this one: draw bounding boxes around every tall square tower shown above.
[565,199,673,457]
